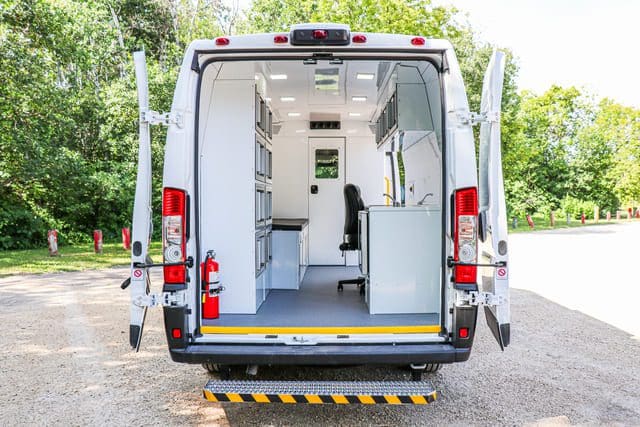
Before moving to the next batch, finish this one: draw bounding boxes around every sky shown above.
[434,0,640,107]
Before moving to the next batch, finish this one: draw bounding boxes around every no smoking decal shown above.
[132,269,143,280]
[496,267,508,280]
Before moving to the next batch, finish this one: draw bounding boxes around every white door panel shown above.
[478,50,510,349]
[308,138,345,265]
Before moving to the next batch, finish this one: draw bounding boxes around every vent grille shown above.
[310,121,341,130]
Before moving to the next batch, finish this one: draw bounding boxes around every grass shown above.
[0,241,162,277]
[509,214,638,233]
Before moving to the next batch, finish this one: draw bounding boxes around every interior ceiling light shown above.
[356,73,375,80]
[288,112,301,117]
[348,112,361,117]
[270,74,287,80]
[280,96,295,102]
[295,129,306,133]
[352,96,367,102]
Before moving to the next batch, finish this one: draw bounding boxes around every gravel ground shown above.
[1,228,639,425]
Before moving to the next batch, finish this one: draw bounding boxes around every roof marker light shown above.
[352,34,367,43]
[411,37,426,46]
[274,34,288,44]
[215,37,230,46]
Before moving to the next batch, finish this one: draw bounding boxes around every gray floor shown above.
[203,266,439,327]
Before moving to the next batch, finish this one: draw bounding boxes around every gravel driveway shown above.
[1,227,639,425]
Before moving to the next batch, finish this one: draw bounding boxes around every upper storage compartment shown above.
[373,62,442,152]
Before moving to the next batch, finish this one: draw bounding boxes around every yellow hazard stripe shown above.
[202,391,437,404]
[200,325,440,334]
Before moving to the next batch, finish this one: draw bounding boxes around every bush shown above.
[560,196,598,219]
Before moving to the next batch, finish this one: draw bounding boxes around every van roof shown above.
[186,25,453,53]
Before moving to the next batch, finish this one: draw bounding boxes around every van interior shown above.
[197,57,444,334]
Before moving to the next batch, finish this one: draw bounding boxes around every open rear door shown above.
[129,51,153,351]
[478,51,510,349]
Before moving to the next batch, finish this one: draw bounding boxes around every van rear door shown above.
[478,51,510,349]
[128,51,153,351]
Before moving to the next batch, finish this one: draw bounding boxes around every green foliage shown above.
[1,0,639,252]
[560,196,597,220]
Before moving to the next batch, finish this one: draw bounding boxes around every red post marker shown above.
[93,230,103,254]
[636,209,640,219]
[606,212,611,221]
[526,214,535,229]
[581,213,586,224]
[47,230,59,256]
[549,212,555,227]
[628,208,633,220]
[121,227,131,250]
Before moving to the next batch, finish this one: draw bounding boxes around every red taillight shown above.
[163,188,187,284]
[454,187,478,284]
[312,30,328,40]
[215,37,230,46]
[273,34,288,44]
[171,328,182,339]
[352,34,367,43]
[459,327,469,339]
[411,37,426,46]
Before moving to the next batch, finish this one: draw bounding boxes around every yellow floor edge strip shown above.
[200,325,441,334]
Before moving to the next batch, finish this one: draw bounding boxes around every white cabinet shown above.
[272,221,309,290]
[363,206,441,314]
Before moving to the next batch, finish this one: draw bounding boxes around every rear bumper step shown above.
[171,343,470,365]
[203,380,437,405]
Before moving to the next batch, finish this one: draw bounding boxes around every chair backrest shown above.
[341,184,365,250]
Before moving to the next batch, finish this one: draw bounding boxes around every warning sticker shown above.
[132,269,143,281]
[496,267,508,280]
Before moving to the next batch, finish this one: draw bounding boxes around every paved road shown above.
[1,224,639,425]
[510,222,640,338]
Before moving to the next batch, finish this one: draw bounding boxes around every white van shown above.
[127,23,509,389]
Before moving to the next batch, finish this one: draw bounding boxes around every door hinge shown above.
[133,291,186,308]
[140,109,184,128]
[456,110,500,126]
[456,290,505,307]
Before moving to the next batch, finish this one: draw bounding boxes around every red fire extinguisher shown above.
[201,250,223,319]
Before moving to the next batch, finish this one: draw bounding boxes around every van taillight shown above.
[454,187,478,284]
[163,188,186,284]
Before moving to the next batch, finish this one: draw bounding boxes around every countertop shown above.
[272,218,309,231]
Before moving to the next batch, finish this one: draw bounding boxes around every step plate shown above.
[203,380,437,404]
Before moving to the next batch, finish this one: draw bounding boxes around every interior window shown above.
[315,149,339,179]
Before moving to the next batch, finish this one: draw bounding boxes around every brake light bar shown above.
[454,187,478,284]
[290,28,350,46]
[163,188,187,284]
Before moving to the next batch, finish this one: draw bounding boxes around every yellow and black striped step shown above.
[203,380,437,405]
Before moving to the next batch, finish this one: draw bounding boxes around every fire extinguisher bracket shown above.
[208,285,225,296]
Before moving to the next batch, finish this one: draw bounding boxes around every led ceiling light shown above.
[288,112,301,117]
[348,112,361,117]
[295,129,306,133]
[356,73,375,80]
[270,74,287,80]
[352,96,367,102]
[280,96,295,102]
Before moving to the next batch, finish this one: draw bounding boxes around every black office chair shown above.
[337,184,366,295]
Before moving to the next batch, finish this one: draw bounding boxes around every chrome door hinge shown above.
[140,110,184,128]
[456,111,500,126]
[455,290,505,307]
[133,291,187,308]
